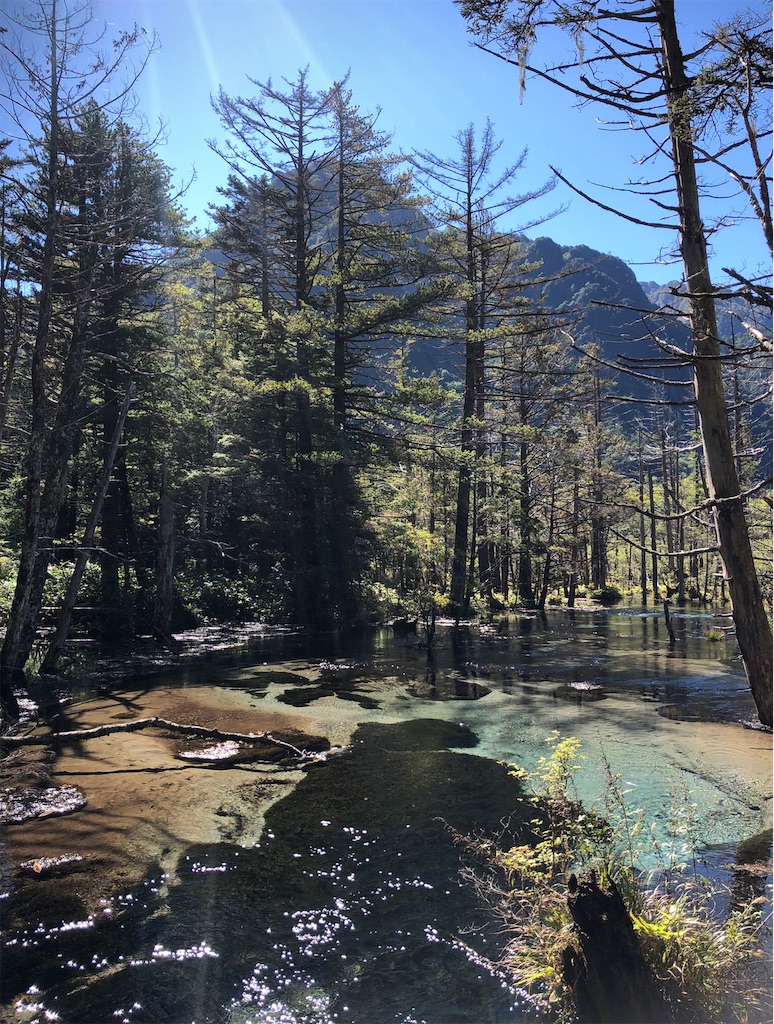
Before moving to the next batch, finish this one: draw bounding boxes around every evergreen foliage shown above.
[0,2,769,728]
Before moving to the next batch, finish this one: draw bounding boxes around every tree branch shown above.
[549,165,676,230]
[2,717,309,758]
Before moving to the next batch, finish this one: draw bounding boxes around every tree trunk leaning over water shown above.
[655,0,772,727]
[457,0,773,728]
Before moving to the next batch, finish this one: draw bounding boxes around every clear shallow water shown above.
[5,732,529,1024]
[2,608,771,1023]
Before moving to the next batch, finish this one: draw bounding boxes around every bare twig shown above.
[1,718,307,758]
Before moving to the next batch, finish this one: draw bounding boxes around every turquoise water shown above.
[2,608,771,1023]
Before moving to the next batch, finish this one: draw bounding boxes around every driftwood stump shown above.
[562,872,674,1024]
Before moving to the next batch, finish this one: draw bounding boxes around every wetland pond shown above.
[1,607,772,1024]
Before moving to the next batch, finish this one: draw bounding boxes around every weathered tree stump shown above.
[562,871,674,1024]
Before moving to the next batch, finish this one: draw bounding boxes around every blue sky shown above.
[46,0,774,285]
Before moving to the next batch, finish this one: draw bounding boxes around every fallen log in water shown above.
[1,718,308,758]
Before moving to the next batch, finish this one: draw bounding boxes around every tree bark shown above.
[562,873,673,1024]
[450,157,481,621]
[2,272,93,682]
[40,386,134,673]
[0,4,60,719]
[517,436,535,605]
[537,475,556,609]
[637,429,648,603]
[450,308,477,620]
[647,469,660,601]
[0,292,21,446]
[589,376,607,591]
[449,263,480,619]
[153,462,176,643]
[656,0,773,727]
[99,313,126,636]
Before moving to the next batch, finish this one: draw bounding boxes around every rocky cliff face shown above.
[518,236,692,402]
[641,278,772,343]
[406,234,693,406]
[411,235,769,427]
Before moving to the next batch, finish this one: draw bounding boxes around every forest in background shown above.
[0,0,770,723]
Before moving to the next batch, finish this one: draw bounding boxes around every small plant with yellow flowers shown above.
[455,732,771,1023]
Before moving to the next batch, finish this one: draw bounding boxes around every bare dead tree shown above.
[457,0,772,727]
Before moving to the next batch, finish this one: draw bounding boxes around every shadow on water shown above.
[3,721,532,1024]
[2,607,770,1023]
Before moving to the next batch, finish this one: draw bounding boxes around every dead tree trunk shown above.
[1,716,308,758]
[655,0,773,727]
[562,873,673,1024]
[647,469,660,601]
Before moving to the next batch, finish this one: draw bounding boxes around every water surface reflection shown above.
[2,608,771,1023]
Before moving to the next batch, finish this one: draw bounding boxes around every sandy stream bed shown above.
[2,625,772,941]
[3,683,772,925]
[1,684,339,924]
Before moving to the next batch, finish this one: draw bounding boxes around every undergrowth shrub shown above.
[43,560,103,607]
[456,733,771,1023]
[588,583,623,606]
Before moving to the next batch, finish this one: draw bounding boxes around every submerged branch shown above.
[1,718,308,758]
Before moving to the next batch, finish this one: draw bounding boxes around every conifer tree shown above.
[457,0,773,725]
[0,0,179,712]
[211,70,451,623]
[211,68,336,623]
[411,121,556,618]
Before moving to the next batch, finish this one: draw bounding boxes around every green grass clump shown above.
[459,733,771,1023]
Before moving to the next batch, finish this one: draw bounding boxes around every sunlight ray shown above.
[187,0,220,95]
[271,0,333,87]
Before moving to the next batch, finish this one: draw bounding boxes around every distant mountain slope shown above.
[408,235,693,406]
[518,237,692,384]
[205,224,769,438]
[641,279,773,344]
